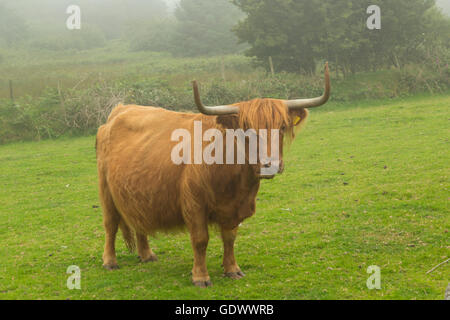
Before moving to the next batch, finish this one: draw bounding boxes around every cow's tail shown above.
[119,219,136,253]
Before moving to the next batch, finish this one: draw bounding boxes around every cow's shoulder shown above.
[106,105,166,132]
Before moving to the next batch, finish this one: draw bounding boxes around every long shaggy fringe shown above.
[234,98,305,145]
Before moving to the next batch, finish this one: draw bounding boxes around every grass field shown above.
[0,45,254,99]
[2,44,443,102]
[0,94,448,300]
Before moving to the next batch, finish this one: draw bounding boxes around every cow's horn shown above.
[285,62,331,110]
[192,81,239,116]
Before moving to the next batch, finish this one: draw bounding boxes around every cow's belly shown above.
[106,153,185,234]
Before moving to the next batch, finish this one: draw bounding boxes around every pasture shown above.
[0,94,448,300]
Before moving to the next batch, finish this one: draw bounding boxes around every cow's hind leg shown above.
[136,233,157,263]
[100,181,120,270]
[221,227,245,279]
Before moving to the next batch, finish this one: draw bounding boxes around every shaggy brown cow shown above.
[96,63,331,287]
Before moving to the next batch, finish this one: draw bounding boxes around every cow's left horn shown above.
[192,81,239,116]
[285,62,331,110]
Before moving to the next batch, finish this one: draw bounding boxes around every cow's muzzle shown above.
[257,160,284,179]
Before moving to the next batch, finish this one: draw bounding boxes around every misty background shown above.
[0,0,448,143]
[0,0,448,57]
[0,0,244,55]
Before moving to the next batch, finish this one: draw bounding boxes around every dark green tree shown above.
[233,0,449,74]
[363,0,438,68]
[233,0,324,74]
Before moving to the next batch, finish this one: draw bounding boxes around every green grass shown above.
[0,94,449,300]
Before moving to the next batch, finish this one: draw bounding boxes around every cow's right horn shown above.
[192,81,239,116]
[285,62,331,110]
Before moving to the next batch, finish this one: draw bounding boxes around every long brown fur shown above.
[96,99,309,283]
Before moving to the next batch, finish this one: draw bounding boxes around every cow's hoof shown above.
[225,271,245,279]
[193,280,213,288]
[140,254,158,263]
[103,264,119,270]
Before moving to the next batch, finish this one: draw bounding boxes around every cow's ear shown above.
[289,108,309,127]
[216,114,239,129]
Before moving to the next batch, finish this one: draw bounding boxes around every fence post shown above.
[9,80,14,103]
[269,56,275,76]
[57,81,64,106]
[221,56,226,81]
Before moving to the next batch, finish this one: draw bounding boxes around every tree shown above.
[232,0,449,74]
[128,18,177,53]
[171,0,244,56]
[233,0,324,74]
[363,0,438,68]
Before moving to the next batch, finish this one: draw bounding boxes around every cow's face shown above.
[217,99,309,179]
[192,63,329,179]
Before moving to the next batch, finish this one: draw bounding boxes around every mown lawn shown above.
[0,94,448,300]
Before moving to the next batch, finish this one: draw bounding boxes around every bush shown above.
[399,66,450,95]
[30,26,106,51]
[0,62,449,145]
[398,46,450,95]
[0,100,34,143]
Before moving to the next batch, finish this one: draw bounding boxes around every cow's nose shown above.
[259,160,283,177]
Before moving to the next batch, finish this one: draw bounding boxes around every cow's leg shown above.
[221,227,245,279]
[100,185,120,270]
[187,218,211,288]
[136,233,157,263]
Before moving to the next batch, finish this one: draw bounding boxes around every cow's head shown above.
[193,63,330,179]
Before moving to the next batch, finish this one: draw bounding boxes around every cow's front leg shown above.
[188,220,211,288]
[221,226,245,279]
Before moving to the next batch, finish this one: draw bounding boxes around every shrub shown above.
[30,26,106,51]
[0,62,448,145]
